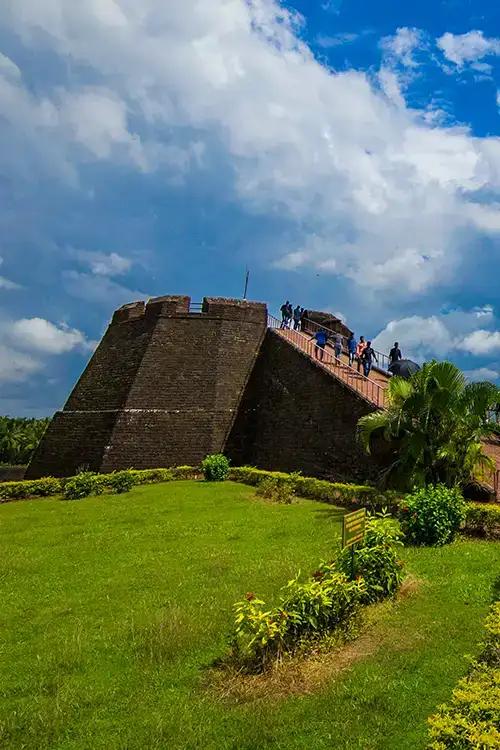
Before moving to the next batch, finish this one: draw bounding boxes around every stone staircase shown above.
[268,315,388,408]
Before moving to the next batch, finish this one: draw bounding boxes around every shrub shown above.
[232,572,364,672]
[334,513,405,603]
[63,472,104,501]
[256,476,294,504]
[427,602,500,749]
[201,454,230,482]
[463,502,500,540]
[400,484,466,546]
[229,515,405,672]
[107,470,135,494]
[0,476,62,501]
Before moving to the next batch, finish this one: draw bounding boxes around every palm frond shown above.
[357,411,390,454]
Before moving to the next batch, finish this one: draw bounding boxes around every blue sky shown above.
[1,0,500,415]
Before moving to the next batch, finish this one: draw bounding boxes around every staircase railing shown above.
[300,316,391,373]
[268,315,387,408]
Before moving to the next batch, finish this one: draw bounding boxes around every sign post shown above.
[342,508,366,578]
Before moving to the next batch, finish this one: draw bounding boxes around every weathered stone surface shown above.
[27,296,267,477]
[225,329,379,483]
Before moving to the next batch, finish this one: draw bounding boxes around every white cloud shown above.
[73,249,133,276]
[437,30,500,68]
[463,366,500,382]
[0,316,94,383]
[461,330,500,355]
[2,3,500,296]
[372,307,500,360]
[0,345,40,383]
[380,27,426,68]
[9,317,94,354]
[0,51,21,81]
[0,257,21,290]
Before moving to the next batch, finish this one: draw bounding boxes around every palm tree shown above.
[358,361,500,490]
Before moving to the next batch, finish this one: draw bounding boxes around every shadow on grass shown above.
[492,574,500,603]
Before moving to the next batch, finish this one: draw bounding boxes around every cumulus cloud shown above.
[1,1,500,299]
[380,27,427,68]
[72,249,133,276]
[8,317,94,354]
[437,30,500,68]
[0,316,94,383]
[372,307,500,361]
[463,366,500,383]
[0,258,21,290]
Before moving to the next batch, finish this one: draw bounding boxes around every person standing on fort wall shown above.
[310,328,328,361]
[348,333,357,366]
[280,300,290,328]
[356,336,367,373]
[293,305,302,331]
[361,341,378,377]
[389,341,402,364]
[333,331,343,360]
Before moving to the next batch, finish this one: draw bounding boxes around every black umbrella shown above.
[388,359,421,379]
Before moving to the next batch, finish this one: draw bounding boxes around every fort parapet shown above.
[27,295,267,477]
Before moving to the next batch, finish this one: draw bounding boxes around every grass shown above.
[0,480,498,749]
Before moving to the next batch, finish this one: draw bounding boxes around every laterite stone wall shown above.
[225,329,380,484]
[27,296,267,477]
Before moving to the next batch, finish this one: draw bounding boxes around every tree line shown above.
[0,417,50,465]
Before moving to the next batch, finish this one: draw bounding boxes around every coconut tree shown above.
[358,361,500,490]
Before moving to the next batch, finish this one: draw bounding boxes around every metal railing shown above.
[298,316,391,373]
[268,314,387,408]
[189,301,204,313]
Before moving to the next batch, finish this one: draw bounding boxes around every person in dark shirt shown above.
[310,329,328,360]
[389,342,402,364]
[361,341,378,377]
[300,308,307,332]
[293,304,302,330]
[347,333,357,366]
[280,300,290,328]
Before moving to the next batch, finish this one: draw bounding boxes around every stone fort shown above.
[27,294,391,482]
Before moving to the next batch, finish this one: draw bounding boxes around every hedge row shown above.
[228,466,398,510]
[0,466,199,502]
[427,601,500,749]
[463,502,500,540]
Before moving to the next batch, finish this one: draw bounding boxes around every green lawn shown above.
[0,481,498,750]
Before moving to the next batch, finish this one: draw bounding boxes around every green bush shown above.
[400,484,466,546]
[0,476,62,501]
[232,571,364,672]
[427,602,500,749]
[335,513,404,603]
[463,502,500,540]
[229,515,405,672]
[256,476,294,504]
[63,472,104,501]
[201,454,230,482]
[107,470,135,494]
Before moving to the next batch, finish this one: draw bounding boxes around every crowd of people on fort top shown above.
[279,300,402,379]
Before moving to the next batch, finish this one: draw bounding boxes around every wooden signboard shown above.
[342,508,366,549]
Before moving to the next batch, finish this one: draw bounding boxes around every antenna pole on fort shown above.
[243,267,250,300]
